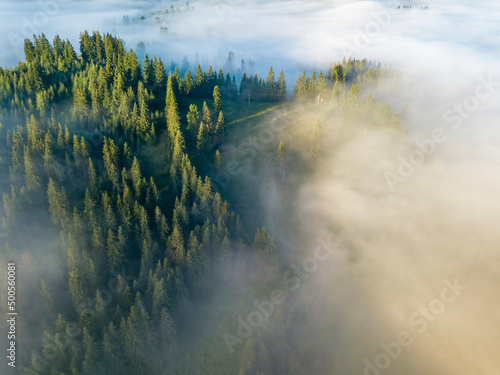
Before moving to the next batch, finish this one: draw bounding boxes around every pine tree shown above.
[24,39,36,63]
[186,104,200,134]
[82,327,97,372]
[79,30,93,61]
[214,111,227,145]
[173,66,183,95]
[121,294,154,371]
[84,189,97,230]
[42,134,56,181]
[277,141,286,178]
[40,279,54,315]
[107,228,123,272]
[68,270,85,310]
[91,226,104,252]
[47,178,69,229]
[194,64,204,95]
[152,278,168,318]
[317,70,328,100]
[143,55,153,87]
[347,82,359,112]
[266,67,277,101]
[213,85,222,116]
[253,227,276,260]
[183,69,194,96]
[130,157,143,198]
[125,49,141,88]
[196,121,209,152]
[88,158,97,193]
[215,150,222,169]
[330,80,343,104]
[159,306,176,341]
[202,101,212,132]
[27,60,44,93]
[294,72,307,102]
[103,137,120,189]
[103,322,122,374]
[24,146,40,191]
[154,206,169,242]
[166,76,181,142]
[153,56,166,94]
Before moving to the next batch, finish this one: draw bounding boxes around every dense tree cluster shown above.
[239,67,287,102]
[0,31,405,375]
[294,59,403,131]
[293,58,386,103]
[0,32,281,375]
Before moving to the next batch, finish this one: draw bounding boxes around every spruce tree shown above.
[194,64,204,94]
[183,69,194,96]
[24,145,40,191]
[214,111,227,145]
[213,85,222,116]
[347,82,360,112]
[166,76,181,142]
[277,141,286,178]
[153,56,166,94]
[47,178,69,229]
[196,121,209,152]
[215,150,222,169]
[186,104,200,134]
[266,67,277,101]
[277,70,287,102]
[143,55,153,87]
[202,101,212,132]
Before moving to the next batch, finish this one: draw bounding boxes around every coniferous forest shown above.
[0,30,408,374]
[2,2,499,372]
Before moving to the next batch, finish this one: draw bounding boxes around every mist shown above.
[187,1,500,374]
[291,98,500,374]
[1,0,499,374]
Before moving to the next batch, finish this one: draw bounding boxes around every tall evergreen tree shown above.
[47,178,69,229]
[196,121,209,152]
[153,56,166,94]
[277,70,287,102]
[202,101,212,132]
[166,76,181,142]
[266,67,277,101]
[213,86,222,116]
[347,82,360,112]
[214,111,227,145]
[277,141,286,179]
[183,69,194,96]
[186,104,200,135]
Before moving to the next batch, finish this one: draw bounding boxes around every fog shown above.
[1,0,499,374]
[292,103,500,374]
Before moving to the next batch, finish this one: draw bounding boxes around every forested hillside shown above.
[0,32,404,374]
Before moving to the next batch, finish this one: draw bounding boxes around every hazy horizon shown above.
[1,1,499,374]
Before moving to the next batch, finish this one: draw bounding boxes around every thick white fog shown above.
[1,1,499,374]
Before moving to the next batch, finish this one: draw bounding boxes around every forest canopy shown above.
[0,31,404,375]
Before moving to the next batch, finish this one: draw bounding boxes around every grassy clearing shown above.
[226,103,287,126]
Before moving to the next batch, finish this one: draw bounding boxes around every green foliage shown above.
[0,31,404,375]
[347,82,360,112]
[277,69,287,101]
[0,31,267,375]
[186,103,200,135]
[213,85,223,116]
[277,141,286,179]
